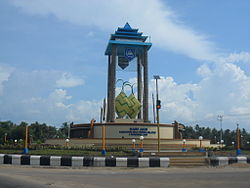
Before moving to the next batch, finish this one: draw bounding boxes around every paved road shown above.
[0,166,250,188]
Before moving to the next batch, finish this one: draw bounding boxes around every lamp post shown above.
[182,139,187,152]
[132,139,136,153]
[24,125,29,154]
[139,136,144,154]
[65,138,70,148]
[221,140,224,149]
[217,115,223,144]
[199,136,203,152]
[4,133,7,144]
[153,75,161,153]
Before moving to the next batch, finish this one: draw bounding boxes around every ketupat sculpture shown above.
[115,80,141,119]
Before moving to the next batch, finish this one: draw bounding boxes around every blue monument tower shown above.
[105,23,152,122]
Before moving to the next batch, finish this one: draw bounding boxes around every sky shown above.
[0,0,250,131]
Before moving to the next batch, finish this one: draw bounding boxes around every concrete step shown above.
[143,152,207,157]
[169,157,208,167]
[170,163,207,167]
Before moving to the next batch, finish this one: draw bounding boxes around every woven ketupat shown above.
[115,91,132,118]
[127,93,141,119]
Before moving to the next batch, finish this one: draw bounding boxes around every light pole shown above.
[65,138,70,148]
[132,139,136,153]
[4,133,7,144]
[154,75,161,153]
[182,139,187,152]
[217,115,223,144]
[139,136,144,154]
[221,139,224,149]
[199,136,203,152]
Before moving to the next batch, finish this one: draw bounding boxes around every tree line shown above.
[0,121,70,144]
[183,124,250,147]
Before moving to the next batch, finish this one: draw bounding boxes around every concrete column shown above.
[110,44,117,122]
[106,55,111,122]
[143,47,149,122]
[137,55,142,119]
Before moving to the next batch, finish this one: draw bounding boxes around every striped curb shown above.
[0,154,169,168]
[210,156,250,166]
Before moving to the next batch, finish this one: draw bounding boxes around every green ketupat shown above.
[127,93,141,119]
[115,91,132,118]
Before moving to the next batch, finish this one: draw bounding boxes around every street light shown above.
[217,115,223,144]
[199,136,203,152]
[221,140,224,148]
[4,133,7,144]
[65,138,70,148]
[182,139,187,152]
[139,136,144,154]
[132,139,136,152]
[153,75,161,153]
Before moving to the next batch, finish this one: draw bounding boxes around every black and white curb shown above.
[210,156,250,166]
[0,154,169,168]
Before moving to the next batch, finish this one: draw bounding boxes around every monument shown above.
[70,23,184,140]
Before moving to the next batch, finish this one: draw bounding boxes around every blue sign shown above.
[119,128,156,136]
[124,48,136,61]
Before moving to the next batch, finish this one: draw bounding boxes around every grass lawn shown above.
[212,150,250,156]
[0,149,132,157]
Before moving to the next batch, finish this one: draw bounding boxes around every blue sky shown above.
[0,0,250,131]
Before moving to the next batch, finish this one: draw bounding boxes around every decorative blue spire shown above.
[123,22,132,30]
[105,23,152,55]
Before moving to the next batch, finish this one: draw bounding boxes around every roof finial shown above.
[124,22,132,30]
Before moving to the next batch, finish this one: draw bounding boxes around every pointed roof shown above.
[110,22,146,41]
[124,22,132,30]
[105,23,152,55]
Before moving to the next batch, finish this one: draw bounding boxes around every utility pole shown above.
[217,115,223,144]
[154,75,161,153]
[152,93,156,123]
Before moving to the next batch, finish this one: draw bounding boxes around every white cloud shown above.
[196,64,212,78]
[220,52,250,64]
[0,64,14,95]
[153,62,250,129]
[56,73,84,88]
[0,65,97,126]
[149,77,199,122]
[11,0,219,61]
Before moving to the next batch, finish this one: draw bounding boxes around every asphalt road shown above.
[0,166,250,188]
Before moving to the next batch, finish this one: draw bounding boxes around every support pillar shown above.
[109,44,117,122]
[106,55,111,122]
[137,55,142,119]
[143,47,149,122]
